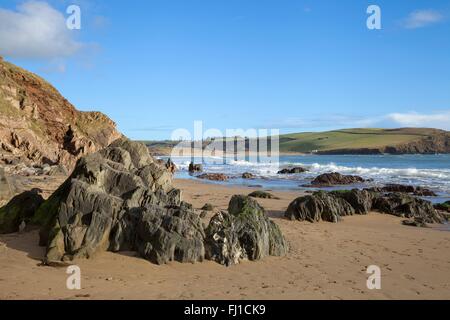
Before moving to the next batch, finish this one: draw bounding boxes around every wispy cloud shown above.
[0,1,83,59]
[401,9,444,29]
[384,111,450,128]
[264,111,450,131]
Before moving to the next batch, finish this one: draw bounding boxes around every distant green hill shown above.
[277,128,450,154]
[141,128,450,155]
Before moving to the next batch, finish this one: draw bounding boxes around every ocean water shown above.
[167,154,450,203]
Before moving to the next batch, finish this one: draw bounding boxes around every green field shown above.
[277,128,439,153]
[140,128,448,155]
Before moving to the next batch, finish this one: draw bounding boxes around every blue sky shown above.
[1,0,450,140]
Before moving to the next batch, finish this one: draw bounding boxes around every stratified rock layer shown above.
[0,58,122,170]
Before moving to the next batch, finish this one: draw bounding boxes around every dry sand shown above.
[1,178,449,300]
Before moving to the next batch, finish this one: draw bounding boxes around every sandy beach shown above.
[1,178,449,300]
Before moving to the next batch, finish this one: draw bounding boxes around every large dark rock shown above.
[367,184,437,197]
[33,138,205,264]
[372,193,444,224]
[0,189,44,234]
[197,173,228,181]
[285,189,443,226]
[205,195,288,266]
[188,162,203,173]
[277,167,308,174]
[285,191,355,223]
[311,172,365,186]
[248,191,279,200]
[242,172,256,179]
[331,189,375,214]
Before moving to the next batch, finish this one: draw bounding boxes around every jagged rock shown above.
[285,191,355,223]
[205,195,288,266]
[310,172,365,186]
[331,189,375,214]
[188,162,203,173]
[242,172,255,179]
[197,173,228,181]
[286,189,444,225]
[0,188,44,234]
[367,184,437,197]
[33,138,206,264]
[248,191,279,200]
[277,167,308,174]
[165,158,177,174]
[372,193,444,224]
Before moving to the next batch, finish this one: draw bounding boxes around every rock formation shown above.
[205,195,288,266]
[33,138,205,264]
[0,188,44,234]
[242,172,255,179]
[285,191,356,223]
[277,167,308,174]
[248,191,280,200]
[367,184,437,197]
[285,189,444,225]
[14,139,289,266]
[310,172,365,186]
[188,162,203,173]
[197,173,228,181]
[0,58,122,170]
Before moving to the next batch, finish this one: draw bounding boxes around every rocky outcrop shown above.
[277,167,308,174]
[367,184,437,197]
[285,191,356,223]
[205,195,288,266]
[372,193,444,224]
[285,189,444,225]
[310,172,365,186]
[188,162,203,173]
[33,138,206,264]
[0,58,122,170]
[331,189,374,214]
[197,173,228,181]
[248,191,279,200]
[242,172,255,179]
[165,158,177,174]
[0,188,44,234]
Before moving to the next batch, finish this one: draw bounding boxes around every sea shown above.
[166,154,450,204]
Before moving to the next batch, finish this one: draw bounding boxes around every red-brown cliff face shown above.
[0,57,122,169]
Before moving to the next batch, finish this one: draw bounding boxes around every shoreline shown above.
[1,178,449,300]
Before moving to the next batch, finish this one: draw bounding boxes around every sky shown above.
[1,0,450,140]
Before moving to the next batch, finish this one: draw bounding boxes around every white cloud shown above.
[401,9,444,29]
[0,1,82,59]
[385,111,450,129]
[265,111,450,131]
